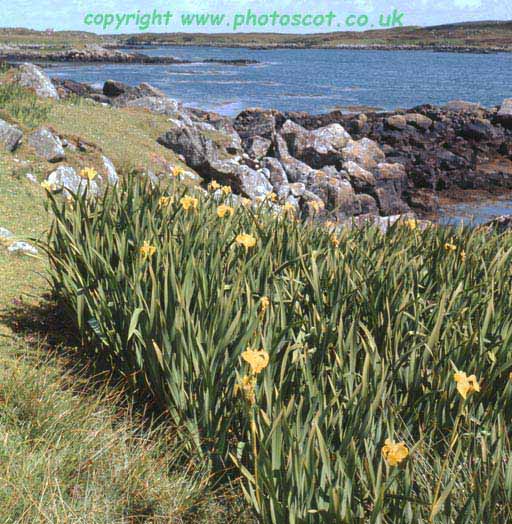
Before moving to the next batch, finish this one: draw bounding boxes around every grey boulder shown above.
[47,166,99,197]
[28,127,65,162]
[0,119,23,152]
[13,63,59,99]
[7,241,38,255]
[280,120,351,168]
[342,138,385,171]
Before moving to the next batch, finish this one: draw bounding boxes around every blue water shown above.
[440,198,512,227]
[46,46,512,223]
[46,46,512,117]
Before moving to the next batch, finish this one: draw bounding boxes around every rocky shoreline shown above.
[0,44,258,66]
[2,62,512,228]
[118,41,511,54]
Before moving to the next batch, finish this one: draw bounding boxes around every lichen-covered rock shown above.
[102,156,119,186]
[373,163,410,215]
[233,108,281,140]
[47,166,99,197]
[344,160,376,193]
[261,157,290,198]
[246,136,271,159]
[0,119,23,152]
[209,159,273,200]
[122,96,180,115]
[280,120,350,168]
[482,214,512,233]
[386,115,407,130]
[13,63,59,99]
[443,100,483,114]
[309,174,358,217]
[28,127,65,162]
[404,113,433,130]
[158,126,219,171]
[342,138,385,171]
[274,134,316,183]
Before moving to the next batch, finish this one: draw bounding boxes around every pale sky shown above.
[0,0,511,33]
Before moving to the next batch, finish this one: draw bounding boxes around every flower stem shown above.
[250,409,260,509]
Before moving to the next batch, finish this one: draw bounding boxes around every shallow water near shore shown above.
[440,197,512,226]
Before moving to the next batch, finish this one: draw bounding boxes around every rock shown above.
[102,156,119,186]
[496,99,512,129]
[309,174,358,217]
[208,159,273,199]
[352,113,368,133]
[289,182,306,197]
[386,115,407,130]
[406,189,439,214]
[261,157,289,198]
[373,163,410,215]
[7,241,38,255]
[444,100,483,114]
[461,119,496,141]
[355,194,379,215]
[47,166,99,197]
[274,134,316,183]
[0,227,14,242]
[246,136,271,159]
[0,119,23,152]
[12,63,59,99]
[404,113,433,130]
[279,155,316,185]
[27,127,65,162]
[138,82,166,98]
[158,126,219,171]
[233,108,283,140]
[52,78,97,99]
[344,161,376,193]
[121,96,180,114]
[25,173,38,184]
[482,215,512,233]
[280,120,350,168]
[103,79,128,97]
[237,166,273,200]
[342,138,385,171]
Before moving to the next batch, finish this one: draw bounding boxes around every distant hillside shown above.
[0,21,511,51]
[116,20,512,50]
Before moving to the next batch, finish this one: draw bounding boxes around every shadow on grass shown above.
[0,294,253,524]
[0,293,160,416]
[0,293,243,467]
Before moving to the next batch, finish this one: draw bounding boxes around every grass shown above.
[42,175,512,523]
[0,71,224,177]
[0,91,253,523]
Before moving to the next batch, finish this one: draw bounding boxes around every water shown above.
[440,198,512,227]
[47,46,512,117]
[46,46,512,223]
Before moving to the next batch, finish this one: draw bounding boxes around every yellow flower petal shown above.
[241,348,269,375]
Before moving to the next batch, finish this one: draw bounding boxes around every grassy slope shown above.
[0,86,250,523]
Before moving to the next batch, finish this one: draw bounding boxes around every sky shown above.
[0,0,511,33]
